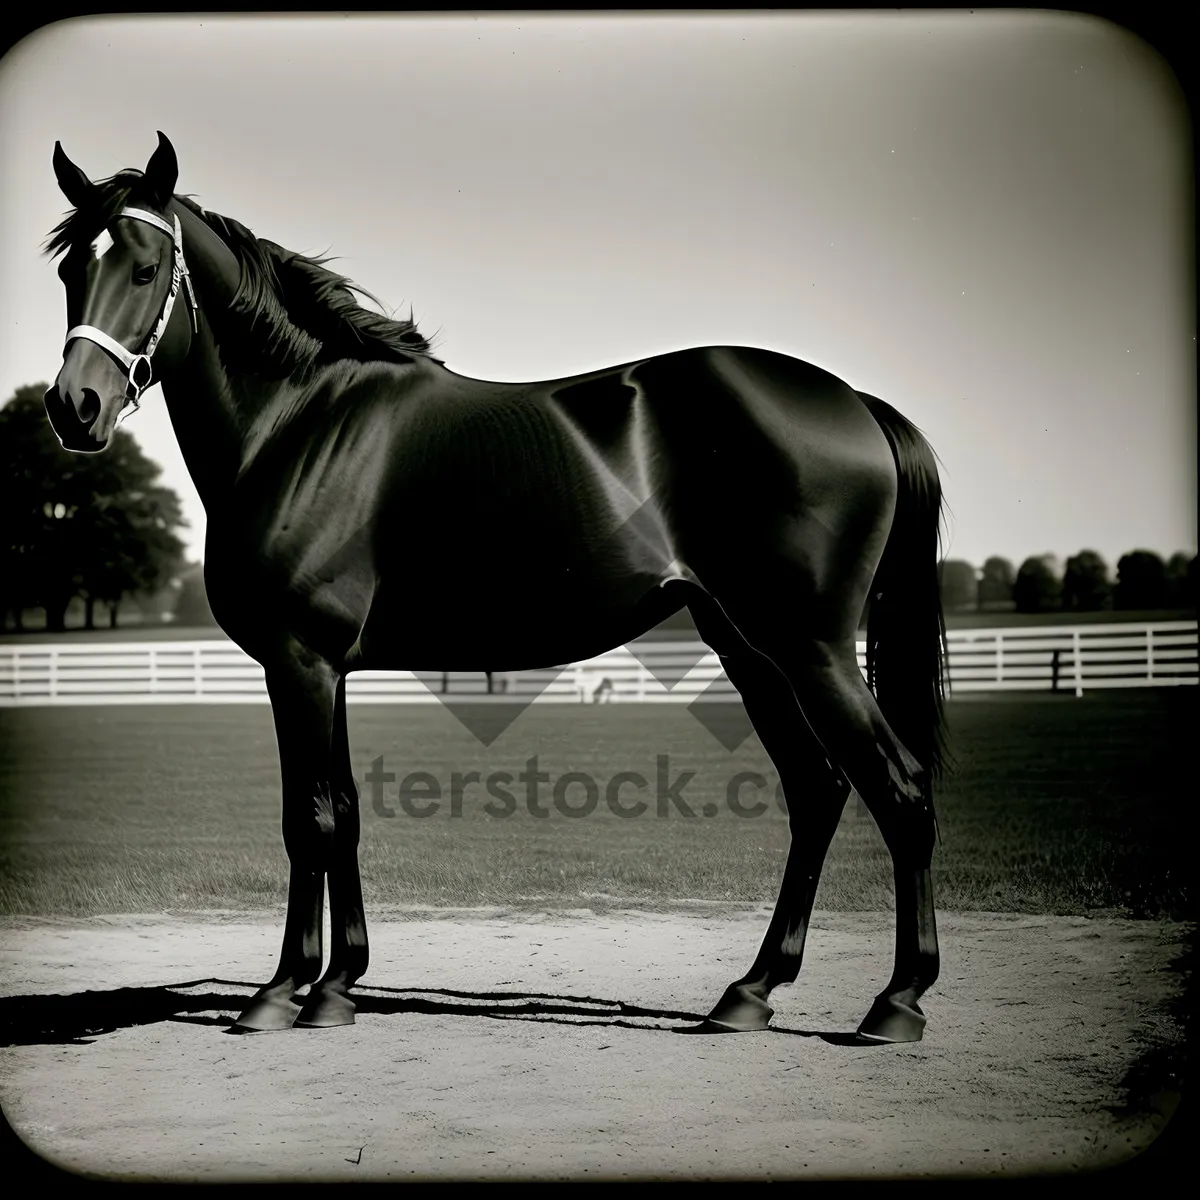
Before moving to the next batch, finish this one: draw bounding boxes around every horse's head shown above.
[44,132,198,453]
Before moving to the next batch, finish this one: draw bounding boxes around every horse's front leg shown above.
[296,676,369,1028]
[233,649,338,1032]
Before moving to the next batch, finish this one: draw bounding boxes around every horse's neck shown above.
[157,203,278,516]
[157,334,247,517]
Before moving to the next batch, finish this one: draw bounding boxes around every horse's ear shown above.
[143,131,178,208]
[53,141,94,208]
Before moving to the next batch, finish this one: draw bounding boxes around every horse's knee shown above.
[282,787,339,861]
[331,781,362,844]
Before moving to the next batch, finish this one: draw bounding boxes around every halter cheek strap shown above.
[63,206,200,410]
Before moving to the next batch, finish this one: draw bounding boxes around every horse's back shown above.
[317,345,893,485]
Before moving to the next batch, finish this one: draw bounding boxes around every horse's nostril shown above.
[77,389,101,425]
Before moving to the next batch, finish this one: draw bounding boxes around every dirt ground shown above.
[0,908,1188,1181]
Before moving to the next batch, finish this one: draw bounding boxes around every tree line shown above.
[939,550,1197,614]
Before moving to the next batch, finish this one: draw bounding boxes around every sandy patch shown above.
[0,909,1187,1180]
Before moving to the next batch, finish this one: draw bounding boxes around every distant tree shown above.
[1013,554,1062,613]
[977,556,1016,608]
[172,562,219,627]
[939,559,978,610]
[1165,552,1197,609]
[1062,550,1111,612]
[0,383,187,631]
[134,579,183,625]
[1115,549,1169,611]
[0,385,92,631]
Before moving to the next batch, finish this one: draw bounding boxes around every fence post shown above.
[1072,630,1083,697]
[1050,648,1061,694]
[12,650,19,699]
[996,634,1004,686]
[1147,627,1155,683]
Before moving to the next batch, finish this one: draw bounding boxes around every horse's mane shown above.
[45,169,442,378]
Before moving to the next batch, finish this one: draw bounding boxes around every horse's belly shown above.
[351,568,689,671]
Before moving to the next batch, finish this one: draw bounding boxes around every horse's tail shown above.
[857,392,951,785]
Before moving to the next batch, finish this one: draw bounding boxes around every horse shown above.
[43,133,949,1042]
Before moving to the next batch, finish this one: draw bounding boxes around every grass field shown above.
[0,690,1194,919]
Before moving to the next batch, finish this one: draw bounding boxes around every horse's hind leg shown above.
[713,598,939,1043]
[778,642,936,1040]
[297,676,370,1028]
[810,644,939,1043]
[688,597,853,1033]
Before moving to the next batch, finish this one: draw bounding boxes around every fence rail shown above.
[0,621,1194,707]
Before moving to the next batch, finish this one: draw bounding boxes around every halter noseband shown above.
[63,206,200,410]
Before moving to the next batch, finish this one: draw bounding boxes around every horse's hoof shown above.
[856,995,927,1043]
[296,988,356,1028]
[705,983,774,1032]
[232,986,303,1032]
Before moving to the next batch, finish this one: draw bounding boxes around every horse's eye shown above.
[133,263,158,285]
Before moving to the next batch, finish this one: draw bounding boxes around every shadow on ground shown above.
[0,980,887,1048]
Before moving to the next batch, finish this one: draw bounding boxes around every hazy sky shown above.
[0,12,1194,570]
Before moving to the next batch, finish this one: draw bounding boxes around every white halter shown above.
[64,206,200,409]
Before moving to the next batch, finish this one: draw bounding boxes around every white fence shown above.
[0,621,1194,707]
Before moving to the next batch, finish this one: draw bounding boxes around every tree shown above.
[1013,554,1062,613]
[939,559,978,610]
[1165,552,1197,609]
[1115,550,1168,611]
[0,385,93,630]
[0,383,187,630]
[172,562,219,627]
[1062,550,1111,612]
[978,556,1016,608]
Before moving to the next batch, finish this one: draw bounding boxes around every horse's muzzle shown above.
[44,384,109,453]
